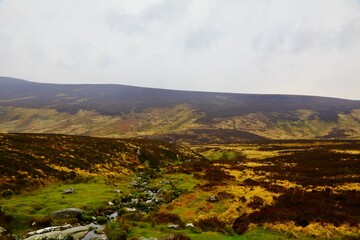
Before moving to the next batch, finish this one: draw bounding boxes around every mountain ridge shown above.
[1,76,360,141]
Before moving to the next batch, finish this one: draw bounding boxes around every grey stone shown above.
[139,237,158,240]
[114,189,122,193]
[25,226,90,240]
[208,196,218,202]
[27,224,72,236]
[124,207,136,212]
[51,208,83,219]
[167,224,180,230]
[131,181,139,186]
[185,223,194,228]
[63,188,75,194]
[0,226,6,235]
[88,235,107,240]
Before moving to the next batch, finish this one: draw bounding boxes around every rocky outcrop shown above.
[24,225,91,240]
[27,224,72,236]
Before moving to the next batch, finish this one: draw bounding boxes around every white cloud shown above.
[0,0,359,99]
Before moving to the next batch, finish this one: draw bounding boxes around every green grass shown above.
[127,226,299,240]
[162,173,199,192]
[201,149,244,161]
[0,177,130,233]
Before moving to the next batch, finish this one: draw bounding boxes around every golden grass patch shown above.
[264,221,360,239]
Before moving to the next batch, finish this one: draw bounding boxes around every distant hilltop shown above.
[1,76,360,142]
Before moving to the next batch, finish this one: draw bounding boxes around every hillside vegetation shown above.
[1,77,360,141]
[1,77,360,239]
[0,133,202,194]
[1,133,360,239]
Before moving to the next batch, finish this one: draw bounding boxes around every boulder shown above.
[25,226,90,240]
[167,224,180,230]
[139,237,158,240]
[63,188,75,194]
[124,207,136,212]
[185,223,194,228]
[114,189,122,193]
[51,208,83,219]
[131,181,139,186]
[87,235,107,240]
[208,196,218,202]
[27,224,72,236]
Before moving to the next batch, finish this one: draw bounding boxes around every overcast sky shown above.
[0,0,360,99]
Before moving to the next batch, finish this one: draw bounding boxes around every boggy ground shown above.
[0,134,360,239]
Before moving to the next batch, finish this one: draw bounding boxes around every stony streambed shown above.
[22,171,184,240]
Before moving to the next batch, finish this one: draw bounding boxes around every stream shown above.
[80,212,118,240]
[81,223,105,240]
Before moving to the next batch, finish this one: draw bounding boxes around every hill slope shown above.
[0,133,202,193]
[1,76,360,141]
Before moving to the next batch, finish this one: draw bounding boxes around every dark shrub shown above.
[246,188,360,227]
[122,212,144,222]
[151,211,184,227]
[196,216,226,233]
[80,214,92,223]
[217,191,235,200]
[29,216,52,228]
[108,230,127,240]
[296,217,310,227]
[239,196,247,203]
[247,196,264,209]
[1,189,14,198]
[243,178,257,186]
[105,222,128,240]
[97,216,108,224]
[232,214,250,235]
[0,208,12,233]
[163,233,192,240]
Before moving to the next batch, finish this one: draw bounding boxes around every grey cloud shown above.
[106,10,146,35]
[143,0,190,22]
[334,19,360,50]
[252,16,360,55]
[0,1,359,99]
[106,0,189,35]
[184,25,220,51]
